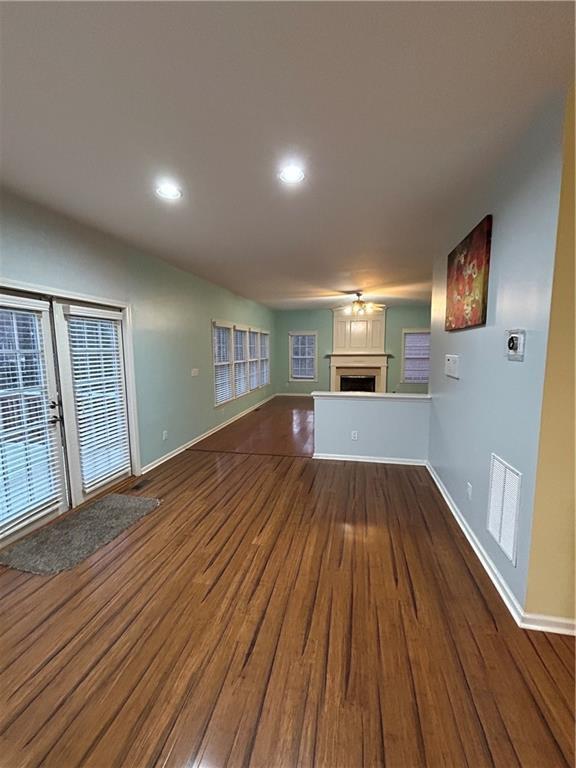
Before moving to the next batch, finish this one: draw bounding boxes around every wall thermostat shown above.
[507,330,525,362]
[445,354,460,379]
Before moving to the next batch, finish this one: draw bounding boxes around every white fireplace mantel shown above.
[328,354,389,393]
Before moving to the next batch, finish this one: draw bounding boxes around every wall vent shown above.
[487,453,521,564]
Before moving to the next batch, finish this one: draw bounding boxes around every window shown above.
[402,329,431,383]
[213,323,233,405]
[213,322,270,405]
[260,332,270,386]
[234,328,248,396]
[248,330,259,390]
[289,332,317,381]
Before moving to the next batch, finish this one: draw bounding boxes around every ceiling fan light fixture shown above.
[342,292,384,315]
[350,292,371,315]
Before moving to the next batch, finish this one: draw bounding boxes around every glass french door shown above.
[0,295,68,537]
[0,293,134,538]
[53,302,132,508]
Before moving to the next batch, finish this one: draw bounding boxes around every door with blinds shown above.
[54,303,132,507]
[0,294,134,537]
[0,295,68,537]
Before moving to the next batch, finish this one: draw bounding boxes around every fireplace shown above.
[340,375,376,392]
[329,357,388,393]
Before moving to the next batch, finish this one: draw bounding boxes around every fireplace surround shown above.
[328,355,389,393]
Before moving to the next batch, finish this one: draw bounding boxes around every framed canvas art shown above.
[445,215,492,331]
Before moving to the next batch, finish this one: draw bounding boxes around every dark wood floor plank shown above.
[0,399,573,767]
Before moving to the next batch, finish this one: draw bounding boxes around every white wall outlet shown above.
[191,368,200,377]
[445,354,460,379]
[466,482,473,500]
[351,430,359,441]
[162,430,168,441]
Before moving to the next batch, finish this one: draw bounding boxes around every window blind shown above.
[234,328,248,397]
[260,332,270,386]
[213,323,233,405]
[0,307,64,534]
[403,331,431,383]
[67,316,131,493]
[290,333,316,380]
[248,330,259,390]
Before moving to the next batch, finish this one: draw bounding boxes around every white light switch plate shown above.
[191,368,200,377]
[445,354,460,379]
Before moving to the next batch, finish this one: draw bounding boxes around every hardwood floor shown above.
[0,449,574,766]
[192,396,314,457]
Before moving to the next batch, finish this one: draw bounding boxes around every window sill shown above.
[401,380,430,385]
[214,384,270,408]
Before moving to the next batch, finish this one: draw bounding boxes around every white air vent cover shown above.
[487,454,521,564]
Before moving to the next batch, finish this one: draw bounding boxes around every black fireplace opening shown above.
[340,375,376,392]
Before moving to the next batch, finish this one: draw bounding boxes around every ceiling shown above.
[0,2,573,309]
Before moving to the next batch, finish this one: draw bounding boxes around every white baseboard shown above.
[518,611,576,635]
[426,461,576,636]
[313,452,427,466]
[140,395,275,474]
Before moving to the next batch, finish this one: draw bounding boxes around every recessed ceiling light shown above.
[155,178,183,201]
[278,161,306,185]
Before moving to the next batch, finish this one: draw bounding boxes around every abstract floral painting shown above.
[445,215,492,331]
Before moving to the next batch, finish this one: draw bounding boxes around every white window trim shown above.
[0,293,51,312]
[212,321,270,406]
[288,330,318,382]
[401,327,431,384]
[1,277,129,309]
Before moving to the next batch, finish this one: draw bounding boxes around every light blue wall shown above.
[428,95,565,607]
[0,190,275,468]
[273,309,333,394]
[385,303,431,393]
[314,394,431,461]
